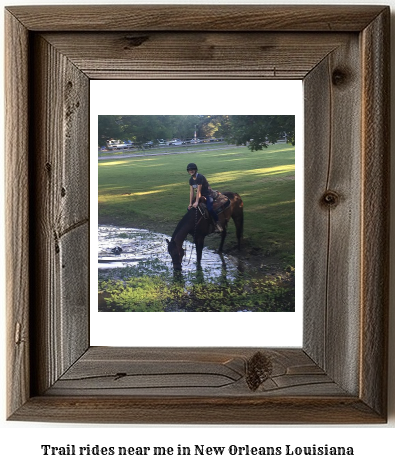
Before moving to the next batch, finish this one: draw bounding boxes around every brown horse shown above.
[166,191,243,270]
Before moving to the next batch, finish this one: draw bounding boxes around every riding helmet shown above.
[187,163,198,171]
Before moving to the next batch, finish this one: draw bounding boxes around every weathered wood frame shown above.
[5,5,390,424]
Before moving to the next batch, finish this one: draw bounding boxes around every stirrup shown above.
[214,223,223,233]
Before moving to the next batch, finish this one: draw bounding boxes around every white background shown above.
[91,79,304,348]
[1,0,394,469]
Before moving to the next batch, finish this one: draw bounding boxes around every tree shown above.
[199,115,223,139]
[98,115,295,150]
[98,115,201,145]
[215,115,295,151]
[98,115,123,145]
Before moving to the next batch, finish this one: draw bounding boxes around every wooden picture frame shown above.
[5,5,389,424]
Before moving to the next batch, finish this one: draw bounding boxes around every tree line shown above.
[98,115,295,151]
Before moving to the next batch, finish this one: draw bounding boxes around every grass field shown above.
[98,143,295,312]
[98,143,295,265]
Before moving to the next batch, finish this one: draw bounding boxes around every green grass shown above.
[98,143,295,262]
[98,261,294,312]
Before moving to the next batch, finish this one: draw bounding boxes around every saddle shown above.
[212,192,231,214]
[198,192,230,218]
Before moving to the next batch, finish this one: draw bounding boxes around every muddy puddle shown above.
[98,225,295,312]
[98,225,241,280]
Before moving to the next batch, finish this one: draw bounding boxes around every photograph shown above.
[97,115,296,313]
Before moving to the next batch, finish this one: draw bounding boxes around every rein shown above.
[182,207,200,266]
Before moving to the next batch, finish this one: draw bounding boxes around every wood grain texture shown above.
[5,5,386,32]
[29,35,90,395]
[360,9,390,418]
[303,56,331,370]
[10,396,384,425]
[46,347,345,397]
[5,5,389,424]
[42,32,350,80]
[304,35,362,395]
[5,10,30,418]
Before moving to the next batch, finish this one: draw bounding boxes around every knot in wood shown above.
[332,68,348,87]
[123,35,149,49]
[321,190,340,207]
[246,351,273,391]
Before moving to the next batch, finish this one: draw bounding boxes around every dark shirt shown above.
[189,173,212,197]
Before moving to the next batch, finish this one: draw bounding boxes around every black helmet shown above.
[187,163,198,171]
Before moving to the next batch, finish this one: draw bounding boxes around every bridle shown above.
[183,206,207,266]
[170,206,205,268]
[182,207,198,266]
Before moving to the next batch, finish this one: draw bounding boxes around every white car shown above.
[168,139,183,146]
[106,139,134,150]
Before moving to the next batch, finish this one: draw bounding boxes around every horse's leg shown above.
[195,236,204,266]
[218,226,227,252]
[232,211,244,250]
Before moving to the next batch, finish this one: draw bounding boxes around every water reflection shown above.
[98,224,240,281]
[98,225,294,313]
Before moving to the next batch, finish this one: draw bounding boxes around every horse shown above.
[166,191,243,270]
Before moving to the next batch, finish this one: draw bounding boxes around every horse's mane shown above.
[171,209,194,240]
[170,191,240,241]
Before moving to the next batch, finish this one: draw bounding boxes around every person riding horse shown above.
[186,163,223,233]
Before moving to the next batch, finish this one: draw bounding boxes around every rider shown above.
[187,163,223,233]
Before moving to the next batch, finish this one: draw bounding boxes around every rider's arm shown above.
[193,184,202,208]
[188,185,194,208]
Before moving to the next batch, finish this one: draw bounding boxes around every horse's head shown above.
[166,239,185,270]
